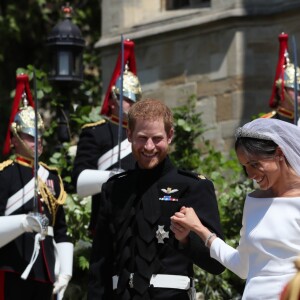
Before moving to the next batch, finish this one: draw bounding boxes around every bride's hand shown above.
[171,206,203,231]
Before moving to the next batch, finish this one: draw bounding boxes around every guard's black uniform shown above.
[88,157,225,300]
[72,115,136,232]
[0,156,69,300]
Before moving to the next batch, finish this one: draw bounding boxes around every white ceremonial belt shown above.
[97,139,131,170]
[47,226,54,237]
[5,165,49,216]
[112,274,192,290]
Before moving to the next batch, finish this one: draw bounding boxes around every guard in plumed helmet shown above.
[261,32,300,124]
[10,93,45,158]
[0,74,73,300]
[72,39,142,235]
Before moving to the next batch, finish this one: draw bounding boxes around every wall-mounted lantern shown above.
[47,3,85,88]
[46,3,85,143]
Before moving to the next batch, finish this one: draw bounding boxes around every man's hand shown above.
[171,206,202,231]
[170,218,190,244]
[171,207,216,247]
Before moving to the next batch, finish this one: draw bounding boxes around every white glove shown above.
[53,274,71,299]
[76,169,111,197]
[109,168,125,177]
[53,242,74,299]
[0,213,50,248]
[0,214,35,248]
[22,213,49,234]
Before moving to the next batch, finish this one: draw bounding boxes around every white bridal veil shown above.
[236,118,300,176]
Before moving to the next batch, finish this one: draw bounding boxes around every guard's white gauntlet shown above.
[24,212,49,237]
[76,169,111,197]
[77,168,126,197]
[0,214,46,248]
[53,242,74,299]
[109,168,125,177]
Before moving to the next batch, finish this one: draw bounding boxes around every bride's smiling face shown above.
[236,147,282,190]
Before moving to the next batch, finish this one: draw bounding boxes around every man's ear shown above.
[127,128,132,142]
[167,128,174,144]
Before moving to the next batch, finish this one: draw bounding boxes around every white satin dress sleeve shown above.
[209,194,300,300]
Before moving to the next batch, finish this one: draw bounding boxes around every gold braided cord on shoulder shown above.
[0,159,13,171]
[38,174,67,226]
[39,161,58,172]
[39,161,67,204]
[81,119,106,129]
[54,173,67,205]
[260,111,277,119]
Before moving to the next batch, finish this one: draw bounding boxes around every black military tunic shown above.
[0,156,69,299]
[72,115,136,232]
[88,157,225,300]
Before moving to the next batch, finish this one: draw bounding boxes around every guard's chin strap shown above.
[11,130,41,159]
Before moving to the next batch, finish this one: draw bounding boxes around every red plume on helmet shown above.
[269,33,289,108]
[2,74,35,156]
[100,39,137,116]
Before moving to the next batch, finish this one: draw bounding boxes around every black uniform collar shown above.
[135,156,174,184]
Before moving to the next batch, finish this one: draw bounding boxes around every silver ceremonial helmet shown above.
[10,93,44,157]
[111,64,142,103]
[275,51,300,105]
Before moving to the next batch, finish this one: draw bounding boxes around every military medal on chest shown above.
[159,187,179,202]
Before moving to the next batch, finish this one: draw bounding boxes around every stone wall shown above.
[96,0,300,152]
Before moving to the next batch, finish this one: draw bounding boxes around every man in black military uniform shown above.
[0,75,73,300]
[72,39,142,234]
[261,32,300,124]
[88,99,225,300]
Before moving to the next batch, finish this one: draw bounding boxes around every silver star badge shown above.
[156,225,169,244]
